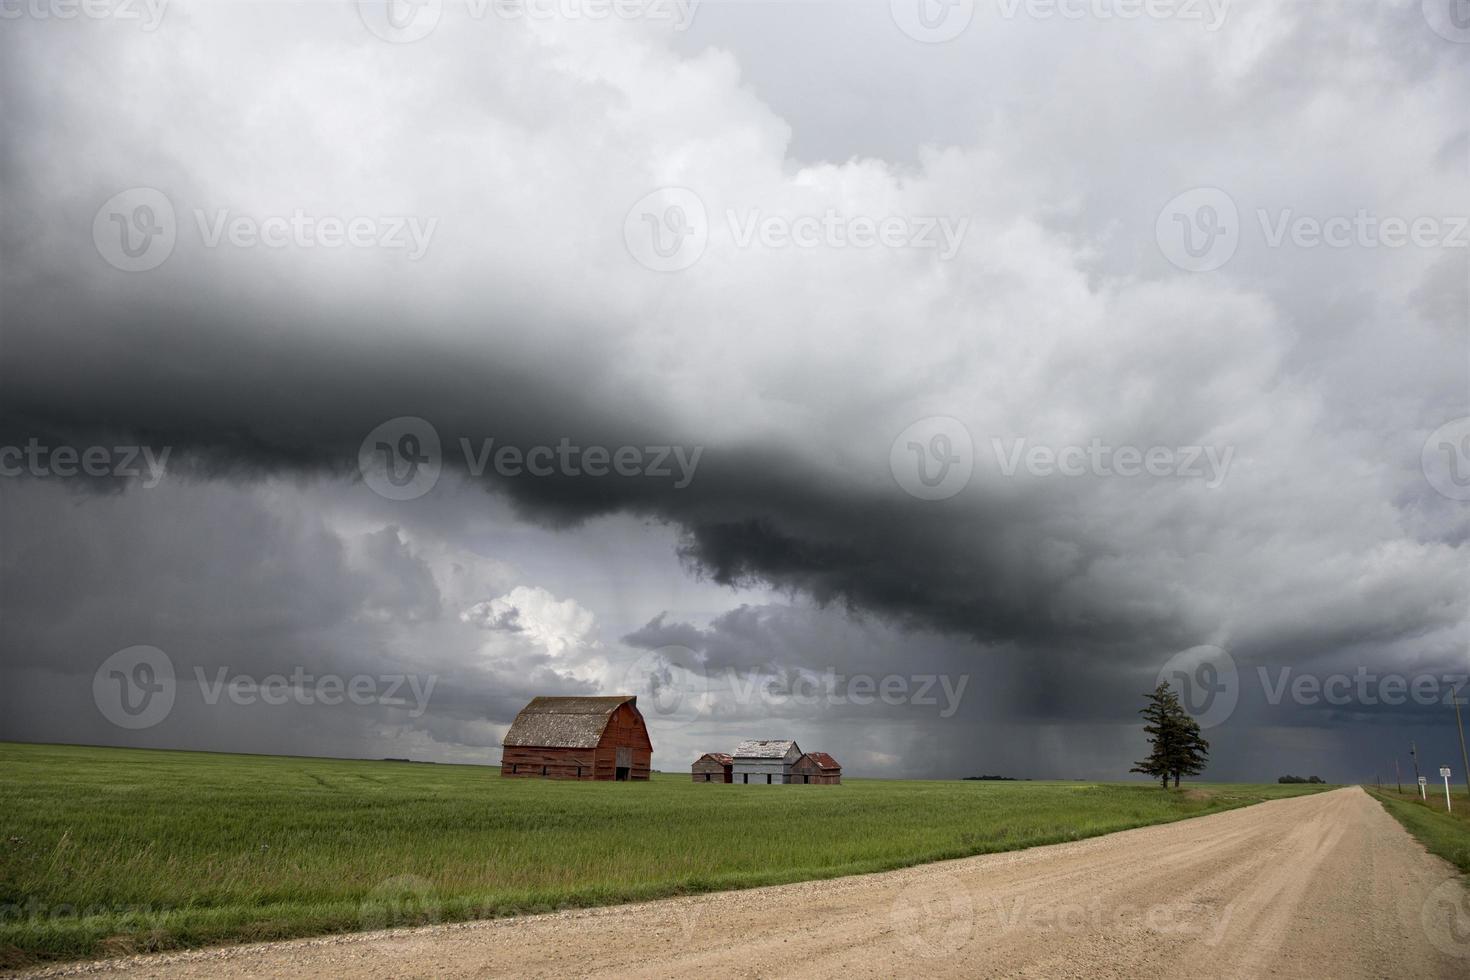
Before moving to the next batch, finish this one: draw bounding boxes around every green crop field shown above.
[0,741,1333,970]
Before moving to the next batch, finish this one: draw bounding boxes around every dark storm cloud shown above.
[1,1,1467,780]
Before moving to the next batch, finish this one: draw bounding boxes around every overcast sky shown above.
[1,0,1467,781]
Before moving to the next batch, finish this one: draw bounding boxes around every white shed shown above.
[731,739,802,784]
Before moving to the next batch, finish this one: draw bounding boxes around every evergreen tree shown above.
[1169,709,1209,787]
[1130,682,1180,789]
[1130,681,1212,788]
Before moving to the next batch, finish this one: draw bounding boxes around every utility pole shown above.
[1412,742,1425,799]
[1395,758,1402,795]
[1454,685,1470,803]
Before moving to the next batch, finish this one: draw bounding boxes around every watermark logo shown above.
[1422,416,1470,501]
[990,437,1233,487]
[0,440,170,487]
[1156,187,1239,272]
[890,0,974,43]
[727,210,969,260]
[493,0,698,29]
[360,875,441,931]
[93,645,176,730]
[615,645,710,716]
[1423,0,1470,43]
[359,416,443,501]
[193,210,437,260]
[890,872,974,957]
[624,187,708,272]
[1157,645,1238,729]
[0,0,167,29]
[1421,877,1470,958]
[996,0,1229,29]
[890,416,974,500]
[726,668,970,718]
[93,187,176,272]
[357,0,442,42]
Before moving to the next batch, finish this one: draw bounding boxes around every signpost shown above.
[1418,776,1427,799]
[1440,767,1453,812]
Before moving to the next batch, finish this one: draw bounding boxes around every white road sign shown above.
[1441,767,1452,778]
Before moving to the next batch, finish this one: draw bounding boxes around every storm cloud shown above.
[0,0,1466,780]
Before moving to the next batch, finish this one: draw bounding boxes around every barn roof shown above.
[733,739,799,758]
[502,696,637,748]
[695,752,733,764]
[799,752,841,770]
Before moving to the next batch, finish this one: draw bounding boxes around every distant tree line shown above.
[963,775,1022,781]
[1277,775,1324,784]
[1130,682,1210,789]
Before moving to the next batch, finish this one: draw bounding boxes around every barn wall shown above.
[594,703,652,780]
[731,760,793,784]
[691,760,730,782]
[501,746,597,780]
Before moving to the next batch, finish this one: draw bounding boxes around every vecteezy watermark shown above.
[996,0,1229,29]
[1158,645,1239,729]
[93,646,176,730]
[726,210,969,261]
[1423,0,1470,44]
[358,417,443,501]
[0,898,174,929]
[1422,416,1470,501]
[0,439,170,487]
[1156,187,1239,273]
[991,437,1234,488]
[358,416,705,501]
[623,187,971,273]
[359,875,441,931]
[1257,668,1469,710]
[623,187,708,272]
[1157,645,1470,730]
[615,645,711,716]
[1157,187,1469,273]
[194,210,437,260]
[0,0,167,29]
[1421,877,1470,958]
[92,646,438,729]
[890,872,975,957]
[92,188,438,272]
[987,895,1234,944]
[726,668,970,718]
[889,416,975,501]
[92,187,177,272]
[356,0,443,42]
[356,0,697,44]
[889,0,975,43]
[1256,210,1470,251]
[196,667,436,716]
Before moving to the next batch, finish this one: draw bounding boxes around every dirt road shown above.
[22,787,1470,979]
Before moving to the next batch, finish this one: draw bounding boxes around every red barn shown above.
[691,752,733,782]
[791,752,842,784]
[500,695,652,781]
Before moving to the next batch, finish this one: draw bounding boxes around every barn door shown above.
[615,746,631,781]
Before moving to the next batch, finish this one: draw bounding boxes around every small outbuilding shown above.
[691,752,733,783]
[501,695,652,781]
[791,751,842,784]
[731,738,801,785]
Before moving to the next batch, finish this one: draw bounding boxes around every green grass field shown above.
[1367,785,1470,874]
[0,741,1333,969]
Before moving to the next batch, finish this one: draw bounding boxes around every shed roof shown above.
[733,739,799,759]
[799,752,841,771]
[695,752,733,765]
[502,696,636,748]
